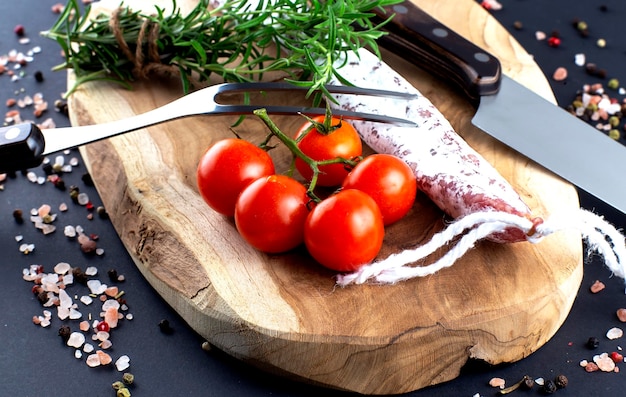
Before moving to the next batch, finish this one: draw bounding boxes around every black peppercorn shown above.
[36,291,48,305]
[34,70,44,82]
[541,379,557,394]
[81,172,94,187]
[586,336,600,349]
[58,325,71,342]
[13,209,23,223]
[108,269,119,282]
[522,376,535,390]
[158,319,174,334]
[554,374,568,389]
[72,267,89,284]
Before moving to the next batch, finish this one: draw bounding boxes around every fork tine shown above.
[213,82,417,126]
[214,81,417,100]
[214,104,416,126]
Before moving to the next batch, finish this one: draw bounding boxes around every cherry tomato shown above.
[294,116,362,186]
[342,154,417,225]
[197,138,274,216]
[304,189,384,272]
[235,175,310,253]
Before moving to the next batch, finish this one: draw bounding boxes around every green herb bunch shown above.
[43,0,402,97]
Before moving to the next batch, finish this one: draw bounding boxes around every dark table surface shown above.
[1,1,625,396]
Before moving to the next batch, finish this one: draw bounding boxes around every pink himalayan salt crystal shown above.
[607,327,624,340]
[594,353,616,372]
[67,332,85,348]
[37,204,51,217]
[104,307,119,329]
[104,286,119,297]
[79,321,90,332]
[617,308,626,322]
[115,355,131,371]
[86,353,101,367]
[552,67,568,81]
[590,280,606,293]
[96,350,112,365]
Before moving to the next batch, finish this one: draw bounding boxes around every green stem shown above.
[253,108,356,202]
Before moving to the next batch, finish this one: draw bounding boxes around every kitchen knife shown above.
[374,2,626,215]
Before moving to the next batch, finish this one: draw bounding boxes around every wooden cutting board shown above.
[66,0,582,394]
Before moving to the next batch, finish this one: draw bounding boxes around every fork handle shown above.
[0,123,45,172]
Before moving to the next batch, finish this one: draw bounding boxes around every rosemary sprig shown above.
[42,0,402,97]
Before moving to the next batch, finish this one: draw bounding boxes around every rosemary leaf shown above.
[43,0,403,96]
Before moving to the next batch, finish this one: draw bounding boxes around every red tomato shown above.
[235,175,309,253]
[295,116,362,186]
[304,189,384,272]
[197,138,274,216]
[342,154,417,225]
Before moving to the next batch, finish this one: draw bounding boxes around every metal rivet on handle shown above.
[392,4,408,14]
[4,127,20,141]
[432,28,449,38]
[474,52,491,62]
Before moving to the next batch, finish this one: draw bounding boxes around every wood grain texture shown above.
[66,0,583,394]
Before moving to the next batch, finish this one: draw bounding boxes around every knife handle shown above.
[374,2,501,101]
[0,123,45,173]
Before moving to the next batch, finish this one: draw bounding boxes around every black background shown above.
[0,1,625,396]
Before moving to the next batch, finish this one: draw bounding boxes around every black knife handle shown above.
[374,1,501,102]
[0,123,45,173]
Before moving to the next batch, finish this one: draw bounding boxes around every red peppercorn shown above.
[96,321,110,332]
[13,25,25,36]
[610,351,623,363]
[547,36,562,47]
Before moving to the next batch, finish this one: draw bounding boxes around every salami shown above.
[328,49,540,244]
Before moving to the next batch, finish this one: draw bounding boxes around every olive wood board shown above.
[65,0,583,394]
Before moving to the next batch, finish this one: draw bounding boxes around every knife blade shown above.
[374,1,626,215]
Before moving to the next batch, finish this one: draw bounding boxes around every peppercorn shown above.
[33,70,44,82]
[513,21,523,30]
[13,209,23,223]
[37,291,48,305]
[609,115,620,127]
[97,206,109,219]
[112,381,124,391]
[72,267,89,284]
[522,376,535,390]
[81,172,94,187]
[541,379,557,394]
[158,319,174,334]
[609,129,621,140]
[13,25,24,36]
[122,372,134,385]
[108,269,119,282]
[597,38,607,48]
[554,374,568,389]
[586,336,600,349]
[58,325,71,342]
[69,186,80,203]
[608,78,619,90]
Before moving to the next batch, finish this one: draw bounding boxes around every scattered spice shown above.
[606,327,623,340]
[158,319,174,334]
[552,67,568,81]
[489,377,505,389]
[590,280,606,293]
[609,351,623,363]
[540,379,557,394]
[554,374,568,389]
[616,308,626,322]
